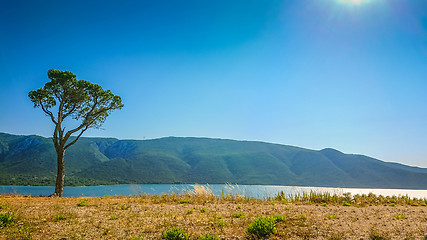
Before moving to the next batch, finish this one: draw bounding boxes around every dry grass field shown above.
[1,186,427,239]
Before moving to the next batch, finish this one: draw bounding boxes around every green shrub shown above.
[0,212,16,227]
[109,215,118,220]
[216,220,227,227]
[119,204,129,210]
[321,203,327,207]
[162,227,189,240]
[247,217,277,239]
[326,213,337,219]
[233,212,244,218]
[395,213,405,220]
[199,208,206,213]
[342,201,351,206]
[187,208,194,214]
[54,214,67,222]
[198,233,219,240]
[77,199,87,207]
[389,203,396,207]
[272,215,286,223]
[179,199,190,205]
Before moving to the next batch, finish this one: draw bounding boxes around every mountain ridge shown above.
[1,132,426,189]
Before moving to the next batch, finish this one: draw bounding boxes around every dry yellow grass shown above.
[1,192,427,240]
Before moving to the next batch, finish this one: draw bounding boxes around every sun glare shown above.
[338,0,370,5]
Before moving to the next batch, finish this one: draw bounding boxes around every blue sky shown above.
[1,0,427,167]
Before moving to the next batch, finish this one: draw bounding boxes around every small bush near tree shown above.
[162,227,189,240]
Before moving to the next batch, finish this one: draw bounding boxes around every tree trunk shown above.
[54,148,66,197]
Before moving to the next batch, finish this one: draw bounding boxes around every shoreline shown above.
[2,184,427,199]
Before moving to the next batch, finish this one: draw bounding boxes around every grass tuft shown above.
[272,215,286,223]
[179,199,190,205]
[119,204,129,210]
[53,214,67,222]
[216,219,227,227]
[131,233,144,240]
[76,199,87,207]
[0,203,10,209]
[0,212,17,227]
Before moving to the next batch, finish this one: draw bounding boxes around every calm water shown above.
[1,184,427,199]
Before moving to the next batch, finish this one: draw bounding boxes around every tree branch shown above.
[63,98,100,142]
[62,105,77,119]
[54,91,63,103]
[64,125,89,150]
[40,103,57,124]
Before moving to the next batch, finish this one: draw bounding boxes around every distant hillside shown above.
[1,132,427,189]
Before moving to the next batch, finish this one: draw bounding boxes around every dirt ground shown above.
[1,195,426,239]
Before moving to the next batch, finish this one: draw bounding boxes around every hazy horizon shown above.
[1,0,426,167]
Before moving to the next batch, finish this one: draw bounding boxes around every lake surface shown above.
[1,184,427,199]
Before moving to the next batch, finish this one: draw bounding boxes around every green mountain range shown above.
[1,132,427,189]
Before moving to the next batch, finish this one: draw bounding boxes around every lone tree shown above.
[29,69,123,197]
